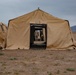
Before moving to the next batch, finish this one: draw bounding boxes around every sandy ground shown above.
[0,32,76,75]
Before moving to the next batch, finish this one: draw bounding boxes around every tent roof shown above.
[9,8,65,23]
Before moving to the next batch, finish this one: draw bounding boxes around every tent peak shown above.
[37,7,41,10]
[38,7,40,9]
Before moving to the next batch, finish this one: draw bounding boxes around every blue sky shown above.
[0,0,76,26]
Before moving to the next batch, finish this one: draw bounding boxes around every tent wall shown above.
[0,22,7,48]
[47,21,75,49]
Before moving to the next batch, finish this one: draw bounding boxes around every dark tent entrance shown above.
[30,24,47,49]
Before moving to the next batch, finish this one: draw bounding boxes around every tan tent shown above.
[7,8,76,50]
[0,22,7,49]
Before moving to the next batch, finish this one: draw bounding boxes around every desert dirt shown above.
[0,32,76,75]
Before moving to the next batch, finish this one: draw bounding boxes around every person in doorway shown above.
[35,30,40,41]
[40,30,44,41]
[37,30,40,41]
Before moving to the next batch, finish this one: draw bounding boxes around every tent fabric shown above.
[0,22,7,48]
[6,9,76,50]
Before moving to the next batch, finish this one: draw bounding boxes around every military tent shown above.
[0,22,7,49]
[6,8,76,50]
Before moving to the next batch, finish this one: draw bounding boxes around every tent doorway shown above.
[30,24,47,49]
